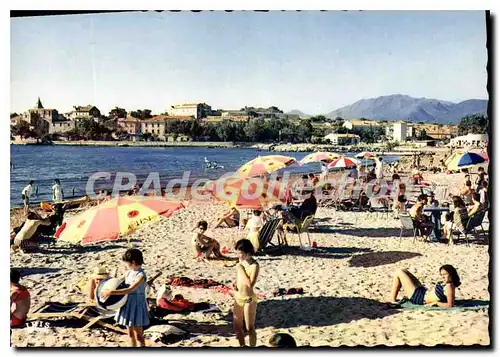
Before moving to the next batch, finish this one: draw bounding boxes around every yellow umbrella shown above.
[236,155,297,178]
[204,176,288,209]
[55,196,184,245]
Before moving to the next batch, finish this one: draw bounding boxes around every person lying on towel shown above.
[389,265,460,308]
[192,220,223,259]
[10,269,31,327]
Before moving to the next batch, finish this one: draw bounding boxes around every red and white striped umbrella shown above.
[327,157,359,169]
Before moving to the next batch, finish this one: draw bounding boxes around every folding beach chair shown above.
[398,212,419,243]
[368,196,391,220]
[28,301,126,334]
[258,217,282,251]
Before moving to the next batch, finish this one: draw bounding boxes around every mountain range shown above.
[287,94,488,124]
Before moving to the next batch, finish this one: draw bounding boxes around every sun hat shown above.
[91,266,110,279]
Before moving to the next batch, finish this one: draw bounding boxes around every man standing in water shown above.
[52,179,64,203]
[21,181,34,215]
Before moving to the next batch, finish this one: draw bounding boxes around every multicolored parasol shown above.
[446,151,487,171]
[55,196,185,245]
[327,157,360,169]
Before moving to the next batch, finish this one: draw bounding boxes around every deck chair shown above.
[258,217,282,251]
[368,197,391,220]
[451,209,487,246]
[398,212,418,243]
[28,301,126,334]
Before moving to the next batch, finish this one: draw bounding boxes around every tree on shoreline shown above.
[457,114,488,135]
[109,107,127,120]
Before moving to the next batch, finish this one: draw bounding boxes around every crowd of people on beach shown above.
[11,152,489,347]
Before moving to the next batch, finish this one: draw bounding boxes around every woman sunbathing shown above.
[214,206,240,228]
[191,220,223,260]
[389,265,460,308]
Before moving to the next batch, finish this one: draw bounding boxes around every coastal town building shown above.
[10,115,24,126]
[169,103,212,119]
[324,133,360,145]
[66,105,101,121]
[49,117,76,134]
[118,115,142,136]
[220,111,252,122]
[342,119,381,131]
[449,133,488,148]
[393,121,408,142]
[410,123,458,140]
[17,97,58,136]
[140,115,194,140]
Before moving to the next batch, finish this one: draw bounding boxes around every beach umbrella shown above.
[300,152,340,165]
[204,176,288,209]
[446,152,487,171]
[355,151,376,159]
[469,149,489,161]
[327,157,360,169]
[236,155,297,178]
[55,196,185,245]
[444,151,461,166]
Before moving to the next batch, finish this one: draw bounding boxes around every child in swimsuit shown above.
[233,239,260,347]
[389,265,460,308]
[10,269,31,327]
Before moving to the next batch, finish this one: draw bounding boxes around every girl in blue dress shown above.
[101,248,149,347]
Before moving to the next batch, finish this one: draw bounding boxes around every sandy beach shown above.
[10,169,490,348]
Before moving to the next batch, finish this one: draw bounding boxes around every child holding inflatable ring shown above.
[100,248,149,347]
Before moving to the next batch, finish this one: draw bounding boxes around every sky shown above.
[10,11,488,116]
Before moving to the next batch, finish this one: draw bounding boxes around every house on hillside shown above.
[324,133,360,145]
[67,105,101,121]
[170,103,212,119]
[342,119,381,131]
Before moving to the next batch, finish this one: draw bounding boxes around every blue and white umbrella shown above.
[447,151,487,170]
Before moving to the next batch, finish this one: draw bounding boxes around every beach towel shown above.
[167,276,225,289]
[393,298,489,311]
[150,300,220,318]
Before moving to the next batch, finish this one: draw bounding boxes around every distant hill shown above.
[286,110,311,119]
[324,94,488,124]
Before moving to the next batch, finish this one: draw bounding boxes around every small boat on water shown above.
[40,196,89,211]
